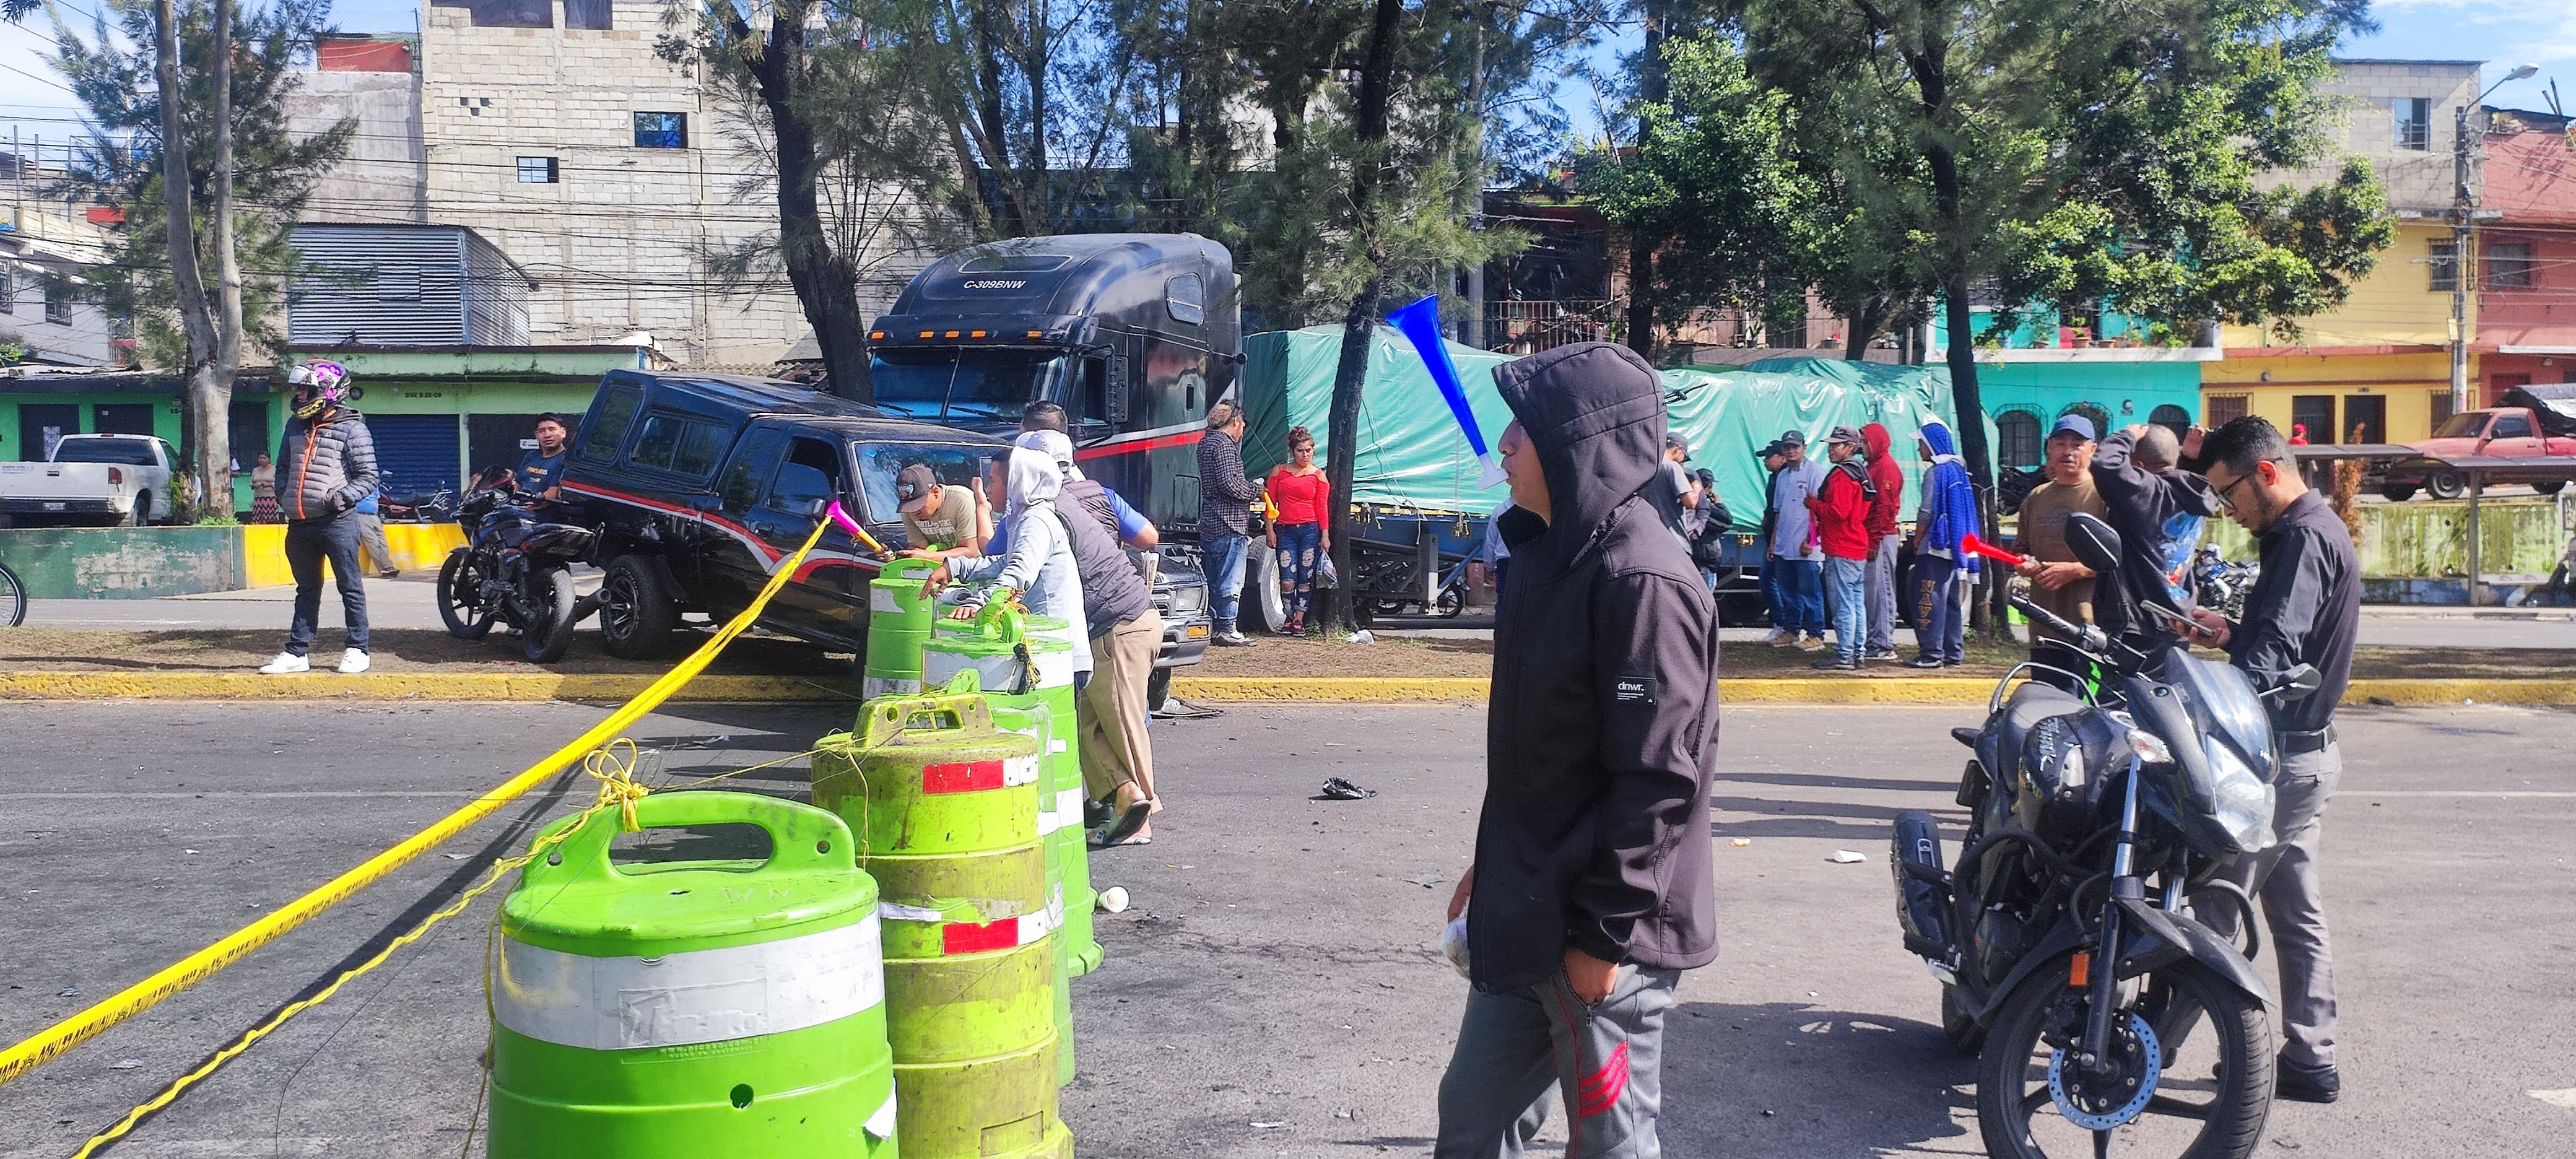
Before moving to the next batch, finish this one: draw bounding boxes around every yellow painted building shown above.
[2204,220,2474,444]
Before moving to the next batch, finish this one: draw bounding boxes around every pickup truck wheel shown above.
[599,555,681,659]
[125,493,150,527]
[2534,480,2566,497]
[2379,482,2419,502]
[2427,470,2469,501]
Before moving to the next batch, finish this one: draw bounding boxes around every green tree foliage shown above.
[45,0,349,370]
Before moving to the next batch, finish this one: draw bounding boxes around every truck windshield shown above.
[52,439,159,466]
[2432,413,2490,438]
[868,348,1066,422]
[851,441,996,524]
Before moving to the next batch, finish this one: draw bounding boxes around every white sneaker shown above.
[258,652,310,674]
[337,648,371,674]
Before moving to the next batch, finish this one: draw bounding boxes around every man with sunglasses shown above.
[2182,415,2359,1105]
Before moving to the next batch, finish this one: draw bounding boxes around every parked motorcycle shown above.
[2189,547,2258,624]
[378,479,455,523]
[1892,511,2320,1159]
[436,488,595,662]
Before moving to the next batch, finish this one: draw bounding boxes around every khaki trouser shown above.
[2194,742,2340,1069]
[1078,609,1160,802]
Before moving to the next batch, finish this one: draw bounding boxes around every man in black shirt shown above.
[512,414,570,500]
[2184,415,2359,1105]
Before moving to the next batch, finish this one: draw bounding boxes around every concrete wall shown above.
[0,523,466,597]
[294,69,429,223]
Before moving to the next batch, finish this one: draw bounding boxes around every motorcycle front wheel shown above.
[521,568,578,663]
[437,549,495,640]
[1977,961,2273,1159]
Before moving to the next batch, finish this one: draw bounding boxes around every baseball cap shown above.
[1827,425,1865,447]
[1777,429,1807,447]
[895,464,936,514]
[2050,414,2099,442]
[1664,433,1690,459]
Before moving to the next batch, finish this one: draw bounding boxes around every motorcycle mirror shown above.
[2064,511,2123,576]
[2276,663,2324,701]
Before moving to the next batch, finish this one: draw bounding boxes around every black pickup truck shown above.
[557,370,1212,680]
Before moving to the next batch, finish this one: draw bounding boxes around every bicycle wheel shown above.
[0,562,24,627]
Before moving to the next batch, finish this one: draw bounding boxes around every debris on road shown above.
[1829,849,1867,864]
[1319,777,1377,800]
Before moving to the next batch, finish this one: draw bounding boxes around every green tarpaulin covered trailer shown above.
[1238,326,1990,529]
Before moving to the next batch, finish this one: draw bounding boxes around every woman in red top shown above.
[1265,425,1332,634]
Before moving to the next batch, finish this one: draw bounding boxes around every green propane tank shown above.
[986,698,1077,1088]
[922,624,1102,978]
[487,791,895,1158]
[864,558,942,701]
[811,690,1073,1159]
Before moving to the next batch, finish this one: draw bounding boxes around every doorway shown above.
[92,402,156,437]
[2289,396,2336,445]
[17,403,79,460]
[2341,395,2386,445]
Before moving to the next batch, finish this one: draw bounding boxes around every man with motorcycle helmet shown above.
[258,360,378,675]
[2182,415,2360,1105]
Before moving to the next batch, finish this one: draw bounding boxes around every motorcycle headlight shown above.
[2202,737,2279,856]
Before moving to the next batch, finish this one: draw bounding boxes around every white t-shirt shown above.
[1767,460,1827,558]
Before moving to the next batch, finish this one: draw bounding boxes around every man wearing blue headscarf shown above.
[1904,419,1980,668]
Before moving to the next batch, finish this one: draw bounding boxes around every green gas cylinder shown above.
[487,791,895,1158]
[922,627,1102,978]
[864,558,942,701]
[811,691,1071,1159]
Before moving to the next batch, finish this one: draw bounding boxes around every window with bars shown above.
[1998,410,2042,469]
[2204,394,2250,427]
[2393,97,2431,150]
[2486,241,2535,290]
[2429,240,2458,292]
[43,278,72,324]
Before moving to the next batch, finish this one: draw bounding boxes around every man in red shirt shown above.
[1805,427,1876,670]
[1860,423,1905,661]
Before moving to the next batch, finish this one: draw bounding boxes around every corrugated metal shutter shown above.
[288,225,471,346]
[364,414,463,500]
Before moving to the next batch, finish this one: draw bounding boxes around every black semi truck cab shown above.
[866,233,1240,553]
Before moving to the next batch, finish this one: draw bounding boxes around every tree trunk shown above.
[1020,0,1049,230]
[1320,0,1404,633]
[745,0,874,402]
[1843,293,1888,362]
[154,0,222,524]
[204,0,240,520]
[1622,0,1668,360]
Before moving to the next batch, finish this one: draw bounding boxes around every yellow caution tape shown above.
[0,518,834,1092]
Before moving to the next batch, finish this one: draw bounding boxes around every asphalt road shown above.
[2,701,2572,1157]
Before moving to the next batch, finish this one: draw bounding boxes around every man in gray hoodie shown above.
[1435,342,1721,1159]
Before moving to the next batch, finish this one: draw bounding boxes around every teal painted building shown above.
[1968,349,2212,469]
[2,344,655,511]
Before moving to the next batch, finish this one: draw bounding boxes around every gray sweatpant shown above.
[2194,743,2339,1069]
[1433,965,1681,1159]
[1866,534,1901,653]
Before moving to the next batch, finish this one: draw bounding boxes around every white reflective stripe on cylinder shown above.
[862,675,922,700]
[495,916,884,1051]
[923,648,1075,695]
[871,588,904,615]
[1058,788,1084,825]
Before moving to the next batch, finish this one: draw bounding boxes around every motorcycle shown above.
[436,487,595,662]
[1892,511,2321,1159]
[378,480,455,523]
[2189,547,2258,624]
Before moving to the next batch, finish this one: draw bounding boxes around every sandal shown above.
[1089,799,1152,848]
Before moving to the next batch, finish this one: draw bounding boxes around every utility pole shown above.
[2454,64,2542,415]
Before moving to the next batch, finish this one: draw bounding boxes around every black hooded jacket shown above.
[1469,342,1721,992]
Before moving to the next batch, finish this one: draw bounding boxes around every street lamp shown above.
[2452,63,2541,414]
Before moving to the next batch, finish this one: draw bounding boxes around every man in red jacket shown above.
[1860,423,1906,661]
[1806,426,1876,669]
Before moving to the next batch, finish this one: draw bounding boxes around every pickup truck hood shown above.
[2406,436,2481,458]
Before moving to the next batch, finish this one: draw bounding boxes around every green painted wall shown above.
[2,526,246,597]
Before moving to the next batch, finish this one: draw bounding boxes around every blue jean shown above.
[284,514,369,655]
[1273,522,1321,619]
[1823,555,1866,662]
[1770,556,1824,637]
[1205,531,1250,627]
[1912,553,1965,664]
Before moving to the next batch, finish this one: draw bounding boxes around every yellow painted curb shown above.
[0,671,867,702]
[5,671,2575,706]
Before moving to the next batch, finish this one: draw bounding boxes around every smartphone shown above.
[2142,601,2208,637]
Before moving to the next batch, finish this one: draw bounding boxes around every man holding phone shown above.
[2181,415,2359,1105]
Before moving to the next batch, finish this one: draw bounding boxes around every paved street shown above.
[2,701,2572,1157]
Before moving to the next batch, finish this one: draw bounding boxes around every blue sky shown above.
[0,1,2569,175]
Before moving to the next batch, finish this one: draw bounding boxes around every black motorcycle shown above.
[436,488,595,662]
[1892,511,2321,1159]
[378,476,455,523]
[2189,546,2258,624]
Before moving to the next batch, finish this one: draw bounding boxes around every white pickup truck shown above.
[0,433,179,527]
